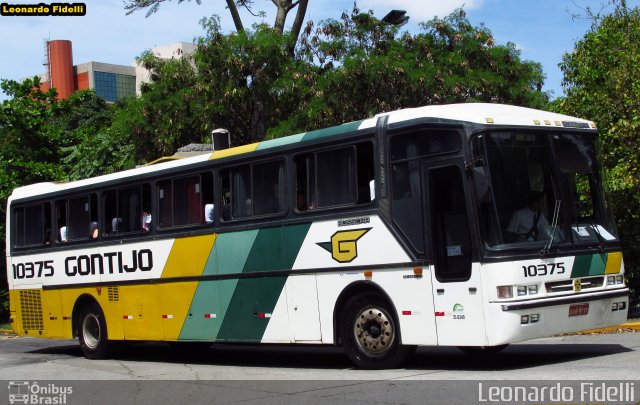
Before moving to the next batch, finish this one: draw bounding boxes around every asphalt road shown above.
[1,332,639,404]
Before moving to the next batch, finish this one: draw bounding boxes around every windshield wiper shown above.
[540,200,561,257]
[591,223,605,253]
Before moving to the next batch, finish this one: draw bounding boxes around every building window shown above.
[94,71,135,102]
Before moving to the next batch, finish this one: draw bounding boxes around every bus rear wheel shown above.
[78,302,112,359]
[340,294,411,369]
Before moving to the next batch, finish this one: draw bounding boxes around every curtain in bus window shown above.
[23,205,45,245]
[158,181,172,227]
[68,196,91,240]
[55,200,68,242]
[316,148,356,207]
[117,187,141,233]
[14,208,25,246]
[232,166,251,217]
[253,161,283,215]
[187,177,202,224]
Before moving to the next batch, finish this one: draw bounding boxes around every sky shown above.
[0,0,638,102]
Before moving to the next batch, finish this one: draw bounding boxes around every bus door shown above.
[423,162,487,346]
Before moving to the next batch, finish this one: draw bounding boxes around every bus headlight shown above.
[609,275,625,285]
[497,286,513,299]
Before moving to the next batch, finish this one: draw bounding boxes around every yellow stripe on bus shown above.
[209,143,259,160]
[161,234,217,278]
[605,252,623,274]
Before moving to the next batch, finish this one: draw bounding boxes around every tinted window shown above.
[390,128,460,161]
[221,161,284,219]
[159,173,212,228]
[295,142,374,211]
[14,203,51,247]
[56,195,97,242]
[104,185,151,235]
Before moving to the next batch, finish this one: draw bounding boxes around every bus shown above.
[6,103,629,369]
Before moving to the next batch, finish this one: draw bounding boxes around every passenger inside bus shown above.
[506,191,549,242]
[89,221,99,239]
[141,210,152,232]
[204,203,214,223]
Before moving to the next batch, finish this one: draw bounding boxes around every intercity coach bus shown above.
[6,103,629,369]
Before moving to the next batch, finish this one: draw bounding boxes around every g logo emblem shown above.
[318,228,371,263]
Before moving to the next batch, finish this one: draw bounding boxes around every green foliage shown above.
[285,7,548,132]
[0,80,129,310]
[127,7,549,160]
[556,4,640,298]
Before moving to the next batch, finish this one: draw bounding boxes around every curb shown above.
[574,322,640,334]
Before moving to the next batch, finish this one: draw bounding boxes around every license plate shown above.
[569,303,589,317]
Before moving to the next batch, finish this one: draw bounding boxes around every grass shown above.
[0,322,12,331]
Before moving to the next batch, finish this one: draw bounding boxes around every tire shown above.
[458,344,509,355]
[340,294,411,369]
[78,302,113,359]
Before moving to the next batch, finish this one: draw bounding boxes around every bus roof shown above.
[9,103,595,202]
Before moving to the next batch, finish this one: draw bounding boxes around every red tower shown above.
[47,40,75,99]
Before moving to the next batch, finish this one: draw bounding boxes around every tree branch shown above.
[226,0,245,32]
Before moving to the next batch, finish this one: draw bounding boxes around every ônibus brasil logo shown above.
[8,381,73,404]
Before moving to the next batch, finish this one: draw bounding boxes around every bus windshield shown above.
[473,130,618,251]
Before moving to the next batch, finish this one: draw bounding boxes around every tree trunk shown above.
[226,0,245,32]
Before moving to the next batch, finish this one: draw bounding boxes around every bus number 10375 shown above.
[522,262,565,278]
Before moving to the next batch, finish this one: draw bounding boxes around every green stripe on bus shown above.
[218,276,288,342]
[301,120,363,142]
[589,253,607,276]
[571,253,608,278]
[256,134,306,150]
[179,224,310,342]
[243,223,311,273]
[220,224,310,341]
[571,254,593,278]
[178,230,258,341]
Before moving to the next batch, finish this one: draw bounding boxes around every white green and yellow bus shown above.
[6,103,629,369]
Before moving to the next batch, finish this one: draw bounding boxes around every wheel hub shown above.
[82,314,101,350]
[353,307,394,354]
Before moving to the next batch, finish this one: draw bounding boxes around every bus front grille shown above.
[545,276,604,293]
[19,290,43,331]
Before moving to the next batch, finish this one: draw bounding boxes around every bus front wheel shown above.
[78,302,112,359]
[340,294,411,369]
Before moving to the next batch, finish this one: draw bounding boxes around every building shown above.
[134,42,196,96]
[35,39,195,102]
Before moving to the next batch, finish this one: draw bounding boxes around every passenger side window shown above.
[56,195,97,242]
[220,160,285,220]
[158,172,213,228]
[14,203,51,247]
[104,185,151,235]
[294,142,374,211]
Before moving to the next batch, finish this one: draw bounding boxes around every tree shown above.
[277,6,548,133]
[125,6,549,160]
[0,80,126,321]
[124,0,309,53]
[556,3,640,301]
[0,78,64,321]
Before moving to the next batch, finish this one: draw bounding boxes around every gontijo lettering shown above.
[1,3,86,16]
